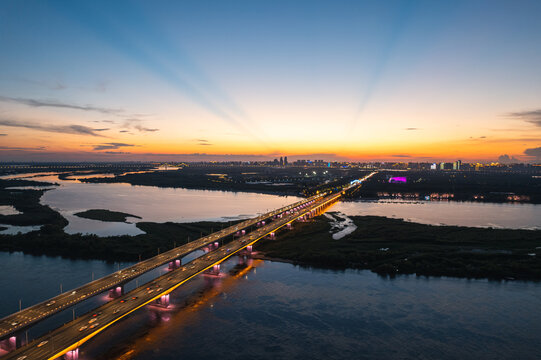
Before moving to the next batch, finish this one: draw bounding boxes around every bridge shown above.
[1,172,376,360]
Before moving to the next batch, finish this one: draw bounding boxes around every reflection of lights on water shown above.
[102,260,263,360]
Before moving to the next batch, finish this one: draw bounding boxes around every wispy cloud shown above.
[391,154,411,158]
[0,119,107,137]
[0,134,6,136]
[194,139,213,146]
[122,118,159,133]
[13,77,67,91]
[134,124,158,132]
[0,145,46,151]
[404,128,420,131]
[93,142,135,151]
[0,96,123,115]
[506,109,541,127]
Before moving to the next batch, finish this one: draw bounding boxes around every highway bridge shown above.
[0,194,324,340]
[1,172,376,359]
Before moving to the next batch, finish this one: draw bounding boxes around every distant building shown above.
[279,157,283,166]
[284,156,288,166]
[453,160,462,170]
[430,163,437,170]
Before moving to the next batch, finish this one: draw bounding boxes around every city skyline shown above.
[1,0,541,163]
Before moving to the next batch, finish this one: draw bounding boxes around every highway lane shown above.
[3,191,342,360]
[0,193,325,340]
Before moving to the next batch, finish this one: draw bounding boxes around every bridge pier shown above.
[203,264,222,277]
[0,336,17,353]
[64,348,79,360]
[108,285,124,299]
[155,294,170,308]
[168,259,182,270]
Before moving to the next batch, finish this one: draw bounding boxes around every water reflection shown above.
[335,199,541,230]
[37,175,299,236]
[81,260,541,360]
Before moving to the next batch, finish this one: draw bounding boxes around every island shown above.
[74,209,142,223]
[256,215,541,280]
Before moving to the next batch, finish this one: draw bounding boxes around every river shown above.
[1,253,539,359]
[2,173,540,235]
[1,174,540,358]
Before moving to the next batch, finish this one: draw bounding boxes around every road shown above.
[3,191,342,360]
[0,193,325,340]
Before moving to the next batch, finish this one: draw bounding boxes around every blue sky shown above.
[1,0,540,162]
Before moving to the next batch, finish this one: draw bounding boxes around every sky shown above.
[0,0,540,163]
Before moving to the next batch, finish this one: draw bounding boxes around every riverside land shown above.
[0,164,540,281]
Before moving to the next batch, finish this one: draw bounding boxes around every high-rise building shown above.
[279,157,283,166]
[453,160,462,170]
[284,156,288,166]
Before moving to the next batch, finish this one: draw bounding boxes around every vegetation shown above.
[257,215,541,280]
[74,209,142,222]
[79,166,370,196]
[0,220,238,262]
[0,188,66,227]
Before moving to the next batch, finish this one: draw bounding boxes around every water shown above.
[3,253,539,359]
[36,175,301,236]
[3,173,540,235]
[0,225,41,235]
[335,200,541,230]
[0,206,20,216]
[74,260,541,360]
[1,173,540,358]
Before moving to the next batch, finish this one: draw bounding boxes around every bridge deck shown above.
[0,194,324,339]
[3,192,342,360]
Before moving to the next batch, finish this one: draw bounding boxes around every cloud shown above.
[93,142,135,151]
[506,109,541,126]
[0,119,107,136]
[0,134,6,136]
[0,145,46,151]
[122,118,159,132]
[194,138,213,146]
[119,130,129,133]
[93,120,116,124]
[104,151,131,154]
[404,128,419,130]
[14,77,67,91]
[498,154,520,164]
[0,96,122,115]
[134,124,159,132]
[391,154,411,158]
[524,147,541,159]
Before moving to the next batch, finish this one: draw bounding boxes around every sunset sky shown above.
[1,0,540,163]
